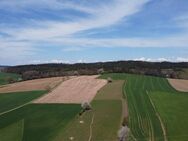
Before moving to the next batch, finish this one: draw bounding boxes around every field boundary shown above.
[0,91,48,116]
[88,113,95,141]
[146,91,168,141]
[0,102,29,116]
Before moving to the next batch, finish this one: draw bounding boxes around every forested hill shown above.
[3,61,188,80]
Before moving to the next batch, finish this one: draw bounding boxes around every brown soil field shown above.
[34,75,107,104]
[168,78,188,92]
[0,77,69,93]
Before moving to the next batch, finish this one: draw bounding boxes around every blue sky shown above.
[0,0,188,65]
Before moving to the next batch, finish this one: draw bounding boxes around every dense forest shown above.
[3,61,188,80]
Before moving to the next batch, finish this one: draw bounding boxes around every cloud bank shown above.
[0,0,188,64]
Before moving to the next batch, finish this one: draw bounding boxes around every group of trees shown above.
[3,61,188,80]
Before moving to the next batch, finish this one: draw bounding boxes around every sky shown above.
[0,0,188,65]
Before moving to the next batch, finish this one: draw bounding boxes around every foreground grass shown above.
[101,73,188,141]
[0,104,81,141]
[54,80,123,141]
[0,120,24,141]
[0,91,47,114]
[150,92,188,141]
[0,72,21,85]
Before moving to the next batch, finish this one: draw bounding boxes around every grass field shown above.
[101,73,188,141]
[0,72,21,85]
[150,92,188,141]
[54,80,124,141]
[0,73,187,141]
[0,104,81,141]
[0,120,24,141]
[0,91,47,114]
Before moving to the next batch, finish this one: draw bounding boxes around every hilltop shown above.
[2,61,188,80]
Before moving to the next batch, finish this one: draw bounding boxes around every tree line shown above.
[3,61,188,80]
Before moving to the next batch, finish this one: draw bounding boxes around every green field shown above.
[0,89,80,141]
[150,92,188,141]
[0,72,21,85]
[54,80,124,141]
[0,104,81,141]
[0,91,47,114]
[101,73,188,141]
[0,73,187,141]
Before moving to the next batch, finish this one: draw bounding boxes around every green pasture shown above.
[0,104,81,141]
[150,92,188,141]
[0,91,47,114]
[1,73,187,141]
[101,73,188,141]
[0,72,21,85]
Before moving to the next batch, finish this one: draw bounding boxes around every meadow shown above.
[101,73,188,141]
[0,91,47,114]
[0,104,81,141]
[0,72,187,141]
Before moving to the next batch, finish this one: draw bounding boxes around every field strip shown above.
[146,91,168,141]
[88,113,95,141]
[121,81,128,121]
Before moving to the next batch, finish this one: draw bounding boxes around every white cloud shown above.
[0,0,95,14]
[0,39,37,59]
[50,34,188,51]
[30,59,70,64]
[1,0,150,40]
[1,0,188,64]
[133,57,188,62]
[176,57,188,62]
[0,0,151,61]
[134,57,152,62]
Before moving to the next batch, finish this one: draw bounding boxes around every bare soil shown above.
[168,78,188,92]
[34,75,107,104]
[0,77,68,93]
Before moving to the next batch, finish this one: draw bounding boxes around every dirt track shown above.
[168,78,188,92]
[0,77,67,93]
[34,75,107,104]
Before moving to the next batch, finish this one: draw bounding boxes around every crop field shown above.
[0,72,21,85]
[0,104,81,141]
[0,91,46,114]
[0,74,112,141]
[34,75,107,104]
[54,80,124,141]
[0,77,66,93]
[150,92,188,141]
[0,72,187,141]
[101,73,188,141]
